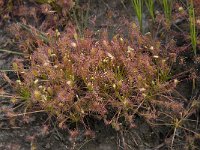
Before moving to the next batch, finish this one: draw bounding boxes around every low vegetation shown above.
[11,24,180,131]
[0,0,200,149]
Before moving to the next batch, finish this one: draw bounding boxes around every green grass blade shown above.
[132,0,143,32]
[0,48,24,55]
[18,22,49,44]
[162,0,172,27]
[188,0,197,56]
[145,0,155,21]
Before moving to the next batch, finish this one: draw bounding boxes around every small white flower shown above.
[127,46,134,53]
[142,93,147,97]
[103,40,108,46]
[197,19,200,25]
[150,46,154,50]
[103,58,109,62]
[41,95,47,101]
[178,7,184,12]
[71,42,77,48]
[139,88,146,92]
[81,109,84,114]
[34,79,39,84]
[174,79,179,85]
[153,55,159,59]
[123,100,128,105]
[155,10,160,15]
[56,29,60,36]
[67,80,72,86]
[145,32,151,36]
[50,54,56,57]
[162,59,166,63]
[53,65,58,68]
[106,52,114,60]
[87,82,92,86]
[16,80,22,85]
[113,84,116,89]
[43,62,49,66]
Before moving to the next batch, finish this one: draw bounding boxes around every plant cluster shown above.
[0,0,76,30]
[188,0,197,56]
[132,0,173,31]
[10,24,185,132]
[131,0,199,56]
[0,0,200,149]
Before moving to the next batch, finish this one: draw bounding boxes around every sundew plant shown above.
[10,24,183,131]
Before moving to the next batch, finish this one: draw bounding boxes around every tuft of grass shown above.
[18,23,49,44]
[131,0,143,32]
[72,0,90,36]
[145,0,155,22]
[161,0,172,27]
[188,0,197,56]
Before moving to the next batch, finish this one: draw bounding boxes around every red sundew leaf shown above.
[1,72,13,85]
[40,125,49,136]
[0,0,4,7]
[0,88,5,95]
[40,4,52,14]
[69,129,79,140]
[84,129,95,138]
